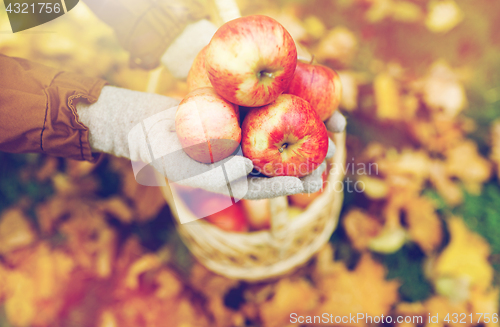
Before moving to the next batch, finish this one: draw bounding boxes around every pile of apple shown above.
[175,15,342,232]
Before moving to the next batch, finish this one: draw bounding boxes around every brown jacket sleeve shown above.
[0,54,107,162]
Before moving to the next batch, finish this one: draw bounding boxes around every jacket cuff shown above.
[44,72,107,162]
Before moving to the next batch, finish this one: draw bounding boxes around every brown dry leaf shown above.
[51,172,99,196]
[155,268,183,299]
[60,211,116,278]
[445,140,492,195]
[65,158,98,178]
[404,197,443,254]
[35,157,59,182]
[124,254,162,290]
[36,197,72,234]
[189,263,242,327]
[0,208,36,254]
[259,278,319,327]
[312,254,399,326]
[431,217,493,293]
[343,208,383,251]
[102,292,209,327]
[97,196,134,224]
[117,161,166,222]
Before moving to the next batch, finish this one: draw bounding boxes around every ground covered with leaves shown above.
[0,0,500,326]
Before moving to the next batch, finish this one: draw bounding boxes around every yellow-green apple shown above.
[286,61,342,121]
[175,87,240,164]
[205,15,297,107]
[241,199,270,230]
[187,45,212,92]
[241,94,328,177]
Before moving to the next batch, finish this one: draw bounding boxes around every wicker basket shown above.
[157,132,346,281]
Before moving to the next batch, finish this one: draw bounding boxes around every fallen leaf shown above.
[431,217,493,294]
[425,0,464,33]
[0,208,36,254]
[260,278,319,327]
[404,197,443,254]
[312,254,399,326]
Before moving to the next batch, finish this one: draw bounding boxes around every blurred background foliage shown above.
[0,0,500,326]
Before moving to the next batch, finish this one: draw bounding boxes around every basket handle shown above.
[269,196,292,247]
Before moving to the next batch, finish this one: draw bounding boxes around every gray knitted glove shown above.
[76,86,339,199]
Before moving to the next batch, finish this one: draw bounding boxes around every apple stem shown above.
[309,54,315,64]
[279,143,288,153]
[259,71,274,79]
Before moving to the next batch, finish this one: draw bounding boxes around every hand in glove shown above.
[76,86,344,199]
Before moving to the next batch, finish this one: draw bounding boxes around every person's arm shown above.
[0,54,106,161]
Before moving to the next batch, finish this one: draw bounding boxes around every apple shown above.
[187,45,212,92]
[286,61,342,121]
[205,15,297,107]
[176,87,240,164]
[204,203,248,232]
[241,199,271,230]
[182,189,249,232]
[241,94,328,177]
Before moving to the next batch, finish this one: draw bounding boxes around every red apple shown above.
[241,199,271,230]
[241,94,328,177]
[286,61,342,121]
[187,45,212,92]
[176,87,240,164]
[205,15,297,107]
[183,189,249,232]
[204,203,249,232]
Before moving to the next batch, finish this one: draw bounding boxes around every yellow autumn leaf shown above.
[5,271,36,327]
[260,278,319,327]
[392,1,423,22]
[125,254,162,290]
[357,175,389,199]
[425,0,464,33]
[374,72,400,119]
[303,15,326,39]
[424,296,469,327]
[312,254,399,326]
[433,217,493,292]
[445,140,492,194]
[405,197,443,254]
[0,208,36,254]
[469,288,500,327]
